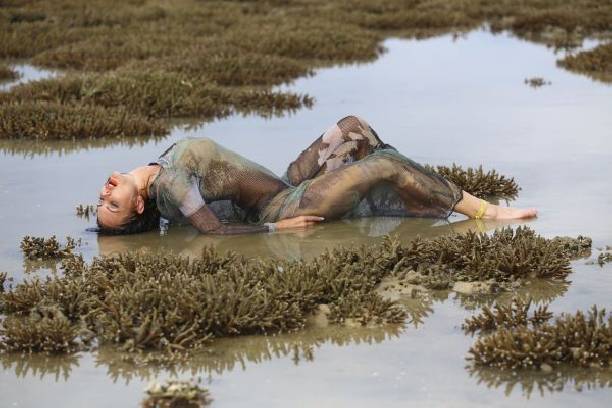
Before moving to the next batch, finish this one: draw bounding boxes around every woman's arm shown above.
[188,205,324,235]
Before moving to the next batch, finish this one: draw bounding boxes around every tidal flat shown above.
[1,27,612,408]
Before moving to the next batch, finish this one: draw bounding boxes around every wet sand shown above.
[1,30,611,407]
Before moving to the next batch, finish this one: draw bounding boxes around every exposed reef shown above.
[1,0,611,139]
[467,302,612,370]
[0,102,168,140]
[558,42,612,83]
[1,227,591,355]
[0,64,18,81]
[428,164,519,198]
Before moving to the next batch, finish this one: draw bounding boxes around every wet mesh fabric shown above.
[150,116,463,227]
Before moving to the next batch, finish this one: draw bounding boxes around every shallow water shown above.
[1,30,612,407]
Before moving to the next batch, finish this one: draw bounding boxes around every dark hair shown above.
[97,198,161,235]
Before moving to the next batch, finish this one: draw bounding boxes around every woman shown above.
[96,116,537,234]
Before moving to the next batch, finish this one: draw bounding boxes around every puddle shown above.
[1,29,612,407]
[0,63,58,92]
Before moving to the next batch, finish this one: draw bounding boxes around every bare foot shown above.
[485,205,538,220]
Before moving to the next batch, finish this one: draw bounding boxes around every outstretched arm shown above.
[188,205,324,235]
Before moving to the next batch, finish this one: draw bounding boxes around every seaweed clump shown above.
[20,235,78,260]
[428,164,519,198]
[558,43,612,83]
[0,64,18,81]
[467,305,612,370]
[142,379,211,408]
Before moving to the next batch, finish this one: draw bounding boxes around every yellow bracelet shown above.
[474,199,488,219]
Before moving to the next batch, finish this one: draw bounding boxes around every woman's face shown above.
[97,172,138,229]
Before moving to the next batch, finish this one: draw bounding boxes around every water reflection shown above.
[96,217,527,261]
[0,325,403,384]
[467,365,612,398]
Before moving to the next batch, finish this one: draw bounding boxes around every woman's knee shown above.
[336,115,381,146]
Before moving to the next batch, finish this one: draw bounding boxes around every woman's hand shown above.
[274,215,325,230]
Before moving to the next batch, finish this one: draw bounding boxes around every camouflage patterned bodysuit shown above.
[149,116,463,233]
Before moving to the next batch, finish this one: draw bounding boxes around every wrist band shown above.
[474,199,488,219]
[264,222,277,232]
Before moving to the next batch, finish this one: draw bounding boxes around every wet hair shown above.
[96,198,161,235]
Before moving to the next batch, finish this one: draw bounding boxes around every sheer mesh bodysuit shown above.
[149,116,463,233]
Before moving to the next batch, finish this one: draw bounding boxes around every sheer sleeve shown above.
[188,205,272,234]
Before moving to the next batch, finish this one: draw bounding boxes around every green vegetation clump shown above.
[142,379,212,408]
[1,0,611,139]
[467,306,612,369]
[0,102,168,140]
[462,298,552,334]
[0,227,591,354]
[20,235,78,260]
[558,43,612,83]
[0,64,18,81]
[428,164,520,198]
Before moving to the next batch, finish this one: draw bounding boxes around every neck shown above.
[129,165,160,200]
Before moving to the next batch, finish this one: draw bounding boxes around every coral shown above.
[524,77,551,87]
[0,306,83,353]
[467,306,612,369]
[20,235,79,260]
[1,0,611,139]
[0,102,167,140]
[558,42,612,83]
[462,297,553,335]
[75,204,96,219]
[428,164,519,198]
[598,251,612,266]
[395,226,590,290]
[0,64,19,81]
[142,379,211,408]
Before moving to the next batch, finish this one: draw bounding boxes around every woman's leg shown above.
[292,152,537,221]
[454,191,537,219]
[294,151,462,219]
[285,115,385,185]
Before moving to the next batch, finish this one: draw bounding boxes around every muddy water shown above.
[1,30,612,407]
